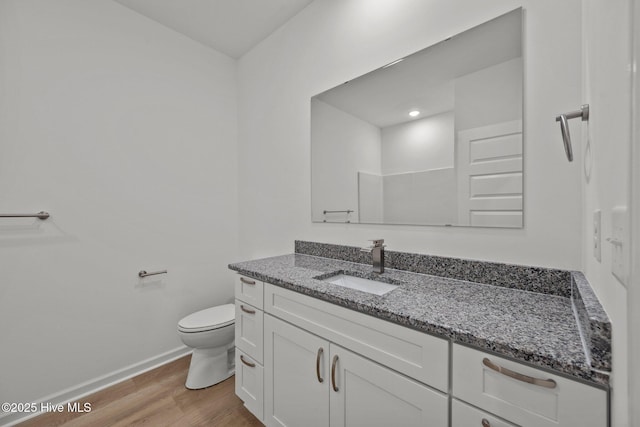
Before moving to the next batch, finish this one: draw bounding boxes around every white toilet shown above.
[178,304,235,389]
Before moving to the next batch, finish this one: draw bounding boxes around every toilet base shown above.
[185,345,235,390]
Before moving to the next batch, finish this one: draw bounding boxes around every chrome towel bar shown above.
[323,210,353,214]
[323,210,353,223]
[0,211,50,220]
[556,104,589,162]
[138,269,167,278]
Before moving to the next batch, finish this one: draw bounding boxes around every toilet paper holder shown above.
[139,269,167,278]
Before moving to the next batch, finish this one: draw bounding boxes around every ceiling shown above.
[316,9,522,128]
[113,0,314,58]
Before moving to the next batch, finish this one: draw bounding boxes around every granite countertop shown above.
[229,249,610,387]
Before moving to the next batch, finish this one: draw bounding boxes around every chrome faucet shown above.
[361,239,385,273]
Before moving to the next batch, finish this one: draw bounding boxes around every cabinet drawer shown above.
[265,283,449,392]
[235,300,264,364]
[452,344,607,427]
[235,350,264,422]
[452,399,518,427]
[235,275,263,309]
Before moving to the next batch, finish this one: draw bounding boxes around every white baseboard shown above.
[0,346,192,427]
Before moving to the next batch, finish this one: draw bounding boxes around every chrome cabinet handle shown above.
[240,277,256,285]
[240,304,256,314]
[331,354,339,392]
[316,348,324,383]
[481,419,491,427]
[240,355,255,368]
[482,358,557,389]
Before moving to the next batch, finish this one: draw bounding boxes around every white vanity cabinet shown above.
[233,275,609,427]
[452,344,608,427]
[235,275,265,422]
[262,283,448,427]
[264,314,448,427]
[263,283,449,392]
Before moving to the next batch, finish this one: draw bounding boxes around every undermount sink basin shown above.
[324,274,398,296]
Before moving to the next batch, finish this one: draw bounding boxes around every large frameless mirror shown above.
[311,8,523,228]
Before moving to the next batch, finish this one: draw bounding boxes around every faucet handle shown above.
[369,239,385,247]
[361,239,385,252]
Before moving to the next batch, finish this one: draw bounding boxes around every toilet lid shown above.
[178,304,235,332]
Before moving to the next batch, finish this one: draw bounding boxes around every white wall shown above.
[381,111,454,174]
[455,57,523,132]
[357,172,384,223]
[630,2,640,425]
[379,112,457,224]
[581,1,632,425]
[237,0,583,267]
[383,168,458,224]
[0,0,238,408]
[310,98,381,222]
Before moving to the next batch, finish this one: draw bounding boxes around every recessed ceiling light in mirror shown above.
[409,110,420,117]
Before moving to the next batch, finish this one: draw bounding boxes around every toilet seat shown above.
[178,304,235,333]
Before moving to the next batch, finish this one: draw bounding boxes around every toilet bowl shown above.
[178,304,235,389]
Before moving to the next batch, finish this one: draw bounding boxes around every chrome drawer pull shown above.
[240,304,256,314]
[482,358,557,389]
[481,419,491,427]
[331,355,339,392]
[240,277,256,285]
[316,348,324,383]
[240,355,255,368]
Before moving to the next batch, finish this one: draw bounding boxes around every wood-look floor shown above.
[18,355,263,427]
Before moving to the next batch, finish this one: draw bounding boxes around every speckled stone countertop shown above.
[229,246,610,387]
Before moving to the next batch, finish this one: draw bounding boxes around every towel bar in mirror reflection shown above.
[0,211,50,220]
[322,209,353,223]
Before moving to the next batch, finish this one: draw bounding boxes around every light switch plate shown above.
[611,206,629,286]
[593,210,601,262]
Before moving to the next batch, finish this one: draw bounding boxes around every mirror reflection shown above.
[311,9,523,228]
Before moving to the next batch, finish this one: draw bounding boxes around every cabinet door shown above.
[264,314,330,427]
[329,344,448,427]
